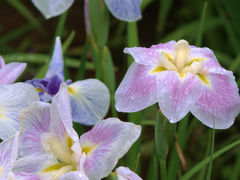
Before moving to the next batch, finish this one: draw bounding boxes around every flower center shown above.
[150,40,210,86]
[41,133,78,179]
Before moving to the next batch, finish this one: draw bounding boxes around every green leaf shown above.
[181,139,240,180]
[88,0,109,47]
[155,111,176,160]
[102,46,117,117]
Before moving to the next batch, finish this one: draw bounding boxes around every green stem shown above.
[206,122,215,180]
[195,1,208,46]
[160,158,167,180]
[181,139,240,180]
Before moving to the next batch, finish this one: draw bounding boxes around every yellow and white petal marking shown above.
[150,40,210,87]
[41,133,79,179]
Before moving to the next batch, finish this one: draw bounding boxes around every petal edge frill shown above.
[115,62,158,112]
[190,71,240,129]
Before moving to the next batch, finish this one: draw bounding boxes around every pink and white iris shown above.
[14,83,141,180]
[115,40,240,129]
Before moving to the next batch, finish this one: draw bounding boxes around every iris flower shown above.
[31,0,142,22]
[0,132,39,179]
[115,40,240,129]
[115,166,142,180]
[14,83,141,180]
[27,37,110,125]
[0,83,39,140]
[0,56,26,84]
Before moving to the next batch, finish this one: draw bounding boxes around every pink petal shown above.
[116,166,142,180]
[189,46,221,68]
[190,70,240,129]
[80,118,141,180]
[0,132,19,173]
[157,71,202,123]
[115,62,158,112]
[124,41,175,66]
[19,102,51,156]
[0,63,26,84]
[0,56,5,69]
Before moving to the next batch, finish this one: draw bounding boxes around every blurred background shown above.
[1,0,240,179]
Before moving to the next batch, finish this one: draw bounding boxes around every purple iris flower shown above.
[26,37,110,125]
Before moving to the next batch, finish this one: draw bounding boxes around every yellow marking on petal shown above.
[150,66,167,74]
[42,163,63,173]
[0,166,3,176]
[165,53,173,62]
[68,86,75,95]
[36,87,43,93]
[188,58,206,66]
[178,72,186,80]
[0,113,5,119]
[67,137,73,150]
[82,144,97,156]
[197,73,211,87]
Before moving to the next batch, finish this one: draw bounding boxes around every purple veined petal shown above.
[104,0,142,22]
[19,102,51,157]
[80,118,141,180]
[115,62,158,112]
[156,71,202,123]
[13,153,60,179]
[15,172,41,180]
[0,83,39,140]
[123,41,176,66]
[0,56,5,69]
[31,0,74,19]
[116,166,142,180]
[50,83,78,141]
[0,132,19,177]
[68,79,110,125]
[0,62,26,84]
[45,37,64,81]
[190,70,240,129]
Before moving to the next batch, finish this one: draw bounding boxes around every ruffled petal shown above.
[123,41,175,66]
[116,166,142,180]
[0,56,5,68]
[68,79,110,125]
[0,132,19,175]
[15,173,40,180]
[115,62,158,112]
[157,71,202,123]
[104,0,142,22]
[0,83,39,140]
[13,153,60,179]
[50,83,78,141]
[190,69,240,129]
[31,0,74,19]
[0,63,26,84]
[45,37,64,81]
[19,102,51,156]
[80,118,141,180]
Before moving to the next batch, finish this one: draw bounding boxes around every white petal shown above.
[68,79,110,125]
[0,83,39,140]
